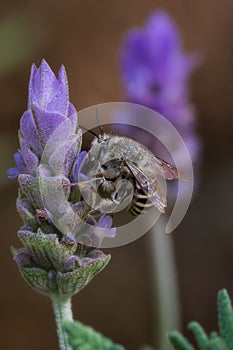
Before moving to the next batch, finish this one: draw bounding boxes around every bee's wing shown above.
[153,156,178,180]
[125,159,167,213]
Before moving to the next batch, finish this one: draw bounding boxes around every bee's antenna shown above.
[79,124,98,138]
[96,107,104,135]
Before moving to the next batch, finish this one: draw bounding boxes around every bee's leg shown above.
[113,187,125,204]
[78,178,102,206]
[62,178,103,189]
[78,177,103,189]
[113,175,135,204]
[112,180,130,204]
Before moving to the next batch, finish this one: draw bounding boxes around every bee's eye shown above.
[98,136,107,143]
[102,164,107,170]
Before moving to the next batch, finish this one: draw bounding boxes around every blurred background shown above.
[0,1,233,349]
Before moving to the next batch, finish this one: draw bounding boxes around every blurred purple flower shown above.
[119,11,201,167]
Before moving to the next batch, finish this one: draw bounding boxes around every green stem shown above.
[148,217,181,350]
[51,296,73,350]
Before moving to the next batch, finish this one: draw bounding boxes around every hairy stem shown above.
[51,296,73,350]
[148,217,181,350]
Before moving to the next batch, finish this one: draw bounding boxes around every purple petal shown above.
[14,150,23,164]
[86,216,97,226]
[14,249,31,266]
[97,215,113,228]
[96,215,116,238]
[20,110,43,156]
[67,103,78,131]
[48,138,78,177]
[7,150,27,178]
[7,167,20,179]
[28,63,37,108]
[72,151,88,182]
[19,138,39,175]
[88,249,106,260]
[31,103,67,147]
[46,65,69,116]
[29,59,59,109]
[65,256,82,270]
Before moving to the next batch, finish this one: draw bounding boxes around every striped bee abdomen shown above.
[129,188,154,216]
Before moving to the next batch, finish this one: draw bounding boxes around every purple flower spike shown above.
[28,60,69,115]
[120,11,198,114]
[9,60,114,298]
[9,59,79,177]
[119,10,201,170]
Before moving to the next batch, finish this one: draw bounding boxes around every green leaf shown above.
[209,332,229,350]
[16,197,37,229]
[169,289,233,350]
[218,289,233,350]
[19,266,51,296]
[56,254,111,297]
[18,228,77,271]
[63,320,125,350]
[168,331,195,350]
[188,322,209,350]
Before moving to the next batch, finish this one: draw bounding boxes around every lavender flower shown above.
[8,60,78,178]
[7,150,27,178]
[119,11,201,168]
[9,60,113,299]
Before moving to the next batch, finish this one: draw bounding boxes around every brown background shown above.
[0,1,233,349]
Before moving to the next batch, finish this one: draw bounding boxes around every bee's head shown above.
[98,133,110,143]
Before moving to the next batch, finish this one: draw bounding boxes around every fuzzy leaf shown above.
[209,332,229,350]
[56,254,111,297]
[16,197,37,229]
[188,322,209,350]
[218,290,233,350]
[18,229,77,270]
[15,228,111,297]
[19,266,52,296]
[37,166,84,237]
[18,174,43,208]
[168,331,195,350]
[169,289,233,350]
[63,320,125,350]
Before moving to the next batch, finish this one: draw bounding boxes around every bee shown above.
[77,122,178,216]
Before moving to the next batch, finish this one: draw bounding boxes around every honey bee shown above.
[77,128,178,216]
